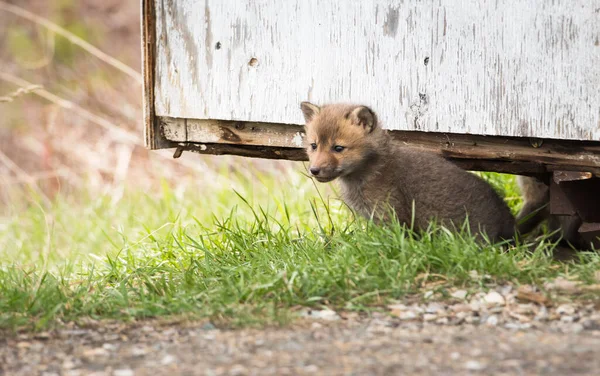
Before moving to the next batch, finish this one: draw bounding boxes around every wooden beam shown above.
[553,171,593,183]
[159,117,600,175]
[183,145,550,176]
[578,222,600,249]
[174,141,546,175]
[142,0,173,150]
[550,180,578,216]
[554,178,600,223]
[161,117,305,148]
[175,142,307,161]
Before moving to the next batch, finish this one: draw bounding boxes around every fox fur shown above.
[300,102,515,242]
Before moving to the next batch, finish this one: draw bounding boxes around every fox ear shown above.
[349,106,377,133]
[300,102,321,123]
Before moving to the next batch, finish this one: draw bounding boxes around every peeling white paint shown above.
[292,132,304,147]
[161,118,186,142]
[154,0,600,141]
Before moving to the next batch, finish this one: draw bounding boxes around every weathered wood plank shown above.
[578,223,600,249]
[554,177,600,222]
[160,117,305,147]
[160,117,187,142]
[141,0,154,148]
[175,140,600,176]
[187,119,305,148]
[553,171,593,183]
[178,141,548,175]
[154,0,600,141]
[160,116,600,175]
[143,0,177,150]
[176,142,308,161]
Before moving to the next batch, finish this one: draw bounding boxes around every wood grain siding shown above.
[142,0,156,149]
[154,0,600,141]
[143,0,178,150]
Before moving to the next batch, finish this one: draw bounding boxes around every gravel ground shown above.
[3,282,600,375]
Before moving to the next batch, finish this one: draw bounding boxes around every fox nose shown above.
[309,167,321,176]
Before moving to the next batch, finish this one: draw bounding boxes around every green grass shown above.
[1,165,599,331]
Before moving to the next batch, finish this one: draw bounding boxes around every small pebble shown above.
[82,347,109,359]
[161,354,176,365]
[486,315,499,326]
[464,360,486,371]
[398,311,418,320]
[451,290,468,300]
[312,309,341,321]
[557,304,576,316]
[102,343,117,352]
[425,303,444,314]
[423,314,438,322]
[571,324,584,334]
[114,369,134,376]
[483,291,505,306]
[130,346,149,357]
[561,315,575,323]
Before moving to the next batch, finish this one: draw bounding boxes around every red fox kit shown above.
[300,102,515,242]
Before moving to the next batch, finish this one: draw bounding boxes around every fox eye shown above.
[333,145,345,152]
[310,143,317,150]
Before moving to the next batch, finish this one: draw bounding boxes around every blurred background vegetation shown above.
[0,0,298,214]
[1,0,323,272]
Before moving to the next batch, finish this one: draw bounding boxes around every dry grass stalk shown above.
[0,148,51,205]
[0,84,42,102]
[0,71,140,144]
[0,0,143,83]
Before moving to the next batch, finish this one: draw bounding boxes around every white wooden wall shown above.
[154,0,600,141]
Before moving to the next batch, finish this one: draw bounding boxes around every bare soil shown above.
[3,313,600,376]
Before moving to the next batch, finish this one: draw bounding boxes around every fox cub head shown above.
[300,102,384,182]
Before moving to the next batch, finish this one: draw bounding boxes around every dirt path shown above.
[3,313,600,376]
[5,284,600,375]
